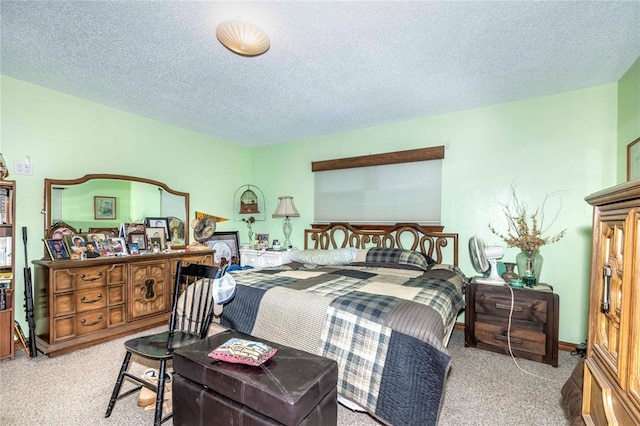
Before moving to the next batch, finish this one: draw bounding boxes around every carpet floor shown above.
[0,327,577,425]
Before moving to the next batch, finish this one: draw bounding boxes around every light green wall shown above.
[0,75,252,329]
[0,74,625,345]
[254,85,619,344]
[618,56,640,182]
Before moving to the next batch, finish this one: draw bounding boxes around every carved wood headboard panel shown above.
[304,222,459,266]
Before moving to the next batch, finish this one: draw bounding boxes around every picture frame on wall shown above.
[627,137,640,181]
[94,196,116,220]
[205,231,240,267]
[44,238,70,260]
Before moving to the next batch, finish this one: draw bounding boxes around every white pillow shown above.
[291,248,359,265]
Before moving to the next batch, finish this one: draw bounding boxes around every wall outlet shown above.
[14,160,33,175]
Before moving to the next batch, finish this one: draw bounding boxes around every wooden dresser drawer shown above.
[76,287,107,313]
[583,359,639,425]
[475,291,548,323]
[52,263,126,292]
[171,253,215,274]
[76,308,108,336]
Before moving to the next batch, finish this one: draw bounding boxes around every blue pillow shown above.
[352,247,434,271]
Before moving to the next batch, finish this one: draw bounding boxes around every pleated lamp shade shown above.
[216,20,270,57]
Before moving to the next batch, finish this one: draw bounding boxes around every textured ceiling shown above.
[2,1,639,147]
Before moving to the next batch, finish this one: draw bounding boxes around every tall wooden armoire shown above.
[583,180,640,424]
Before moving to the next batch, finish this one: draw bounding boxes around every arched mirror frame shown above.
[44,174,190,247]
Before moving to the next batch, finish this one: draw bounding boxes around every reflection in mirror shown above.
[45,174,189,247]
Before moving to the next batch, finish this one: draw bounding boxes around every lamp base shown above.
[282,217,292,248]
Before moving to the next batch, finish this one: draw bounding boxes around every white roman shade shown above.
[314,160,442,225]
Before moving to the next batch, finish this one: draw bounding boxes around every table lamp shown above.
[272,196,300,249]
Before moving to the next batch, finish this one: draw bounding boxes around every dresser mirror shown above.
[44,174,190,247]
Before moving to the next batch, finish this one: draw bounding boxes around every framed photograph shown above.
[167,216,186,247]
[64,234,88,260]
[206,231,240,267]
[128,232,146,250]
[128,242,140,255]
[48,221,77,240]
[122,223,146,238]
[145,217,169,240]
[628,137,640,181]
[44,238,70,260]
[108,237,128,255]
[88,227,119,238]
[86,233,106,245]
[256,233,269,249]
[94,196,116,220]
[145,227,166,250]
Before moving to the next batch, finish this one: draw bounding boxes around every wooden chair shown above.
[105,261,221,425]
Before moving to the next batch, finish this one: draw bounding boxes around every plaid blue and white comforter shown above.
[220,262,466,425]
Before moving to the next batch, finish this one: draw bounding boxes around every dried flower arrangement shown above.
[489,186,566,254]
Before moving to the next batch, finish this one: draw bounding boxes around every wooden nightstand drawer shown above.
[475,291,549,323]
[474,320,546,356]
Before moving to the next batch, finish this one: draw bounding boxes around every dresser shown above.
[465,282,559,367]
[32,250,213,357]
[239,249,295,268]
[583,180,640,424]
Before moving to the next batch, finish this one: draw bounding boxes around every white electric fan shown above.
[469,235,506,285]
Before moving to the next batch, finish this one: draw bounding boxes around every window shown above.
[312,147,444,225]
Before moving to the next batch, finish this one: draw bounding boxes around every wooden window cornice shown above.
[311,146,444,172]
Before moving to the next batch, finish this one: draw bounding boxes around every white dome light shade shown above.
[216,20,270,57]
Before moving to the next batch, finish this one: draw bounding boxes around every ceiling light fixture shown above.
[216,20,270,57]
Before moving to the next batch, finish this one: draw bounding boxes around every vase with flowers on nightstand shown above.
[516,250,543,287]
[489,185,565,287]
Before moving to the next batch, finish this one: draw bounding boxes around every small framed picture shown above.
[167,216,186,247]
[256,233,269,249]
[48,221,77,240]
[44,238,70,260]
[128,232,146,250]
[128,242,140,255]
[627,137,640,181]
[65,234,87,260]
[108,237,128,255]
[94,196,116,220]
[145,227,166,250]
[205,231,240,267]
[88,227,119,238]
[145,217,169,240]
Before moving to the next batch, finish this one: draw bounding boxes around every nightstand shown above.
[464,282,559,367]
[239,249,295,268]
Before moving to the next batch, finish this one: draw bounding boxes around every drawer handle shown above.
[80,294,103,304]
[495,303,522,312]
[144,279,155,299]
[494,334,522,345]
[80,316,103,327]
[601,265,611,314]
[80,272,103,282]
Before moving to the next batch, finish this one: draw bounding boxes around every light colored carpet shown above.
[0,328,577,425]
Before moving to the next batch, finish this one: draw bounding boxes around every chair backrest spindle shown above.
[170,261,220,340]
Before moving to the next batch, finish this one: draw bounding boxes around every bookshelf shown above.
[0,180,15,360]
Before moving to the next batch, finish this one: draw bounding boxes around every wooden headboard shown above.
[304,222,459,266]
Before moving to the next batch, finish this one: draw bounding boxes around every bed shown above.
[219,223,467,425]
